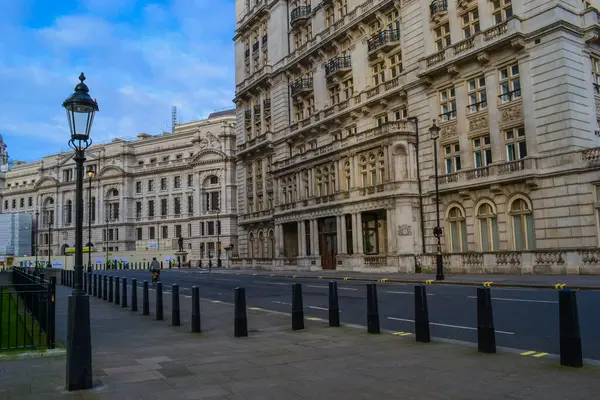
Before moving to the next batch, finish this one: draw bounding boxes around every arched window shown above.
[369,154,377,185]
[377,151,385,184]
[510,198,535,250]
[477,202,499,251]
[394,145,407,180]
[360,157,367,187]
[316,168,322,197]
[248,232,255,259]
[65,200,72,225]
[343,161,351,190]
[258,231,265,258]
[323,167,329,195]
[447,206,468,252]
[268,230,275,258]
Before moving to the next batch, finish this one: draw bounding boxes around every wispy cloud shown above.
[0,0,235,161]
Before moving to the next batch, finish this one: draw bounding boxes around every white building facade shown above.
[0,110,237,265]
[233,0,600,273]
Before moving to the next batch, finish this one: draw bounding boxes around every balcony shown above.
[429,0,448,21]
[432,158,537,193]
[367,29,401,56]
[324,56,352,78]
[290,77,313,97]
[239,209,274,225]
[291,6,311,27]
[236,0,268,33]
[237,132,274,158]
[419,17,524,79]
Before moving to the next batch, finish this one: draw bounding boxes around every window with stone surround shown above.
[149,226,155,240]
[389,52,403,78]
[592,56,600,94]
[499,63,521,103]
[447,206,468,252]
[477,202,499,251]
[434,22,451,52]
[137,228,143,240]
[359,152,385,187]
[467,76,487,113]
[473,135,492,168]
[161,198,168,217]
[329,85,340,105]
[174,176,181,189]
[148,200,155,218]
[461,9,480,39]
[393,108,408,120]
[336,0,348,19]
[294,101,303,121]
[505,126,527,161]
[492,0,513,24]
[439,87,457,121]
[509,197,535,250]
[162,226,168,239]
[135,181,141,193]
[343,160,351,191]
[444,143,461,174]
[325,5,335,27]
[343,78,354,99]
[596,186,600,246]
[175,225,182,238]
[315,164,335,197]
[160,177,167,191]
[174,197,181,216]
[362,213,381,255]
[372,61,385,85]
[136,202,142,220]
[188,195,193,214]
[376,113,389,127]
[305,97,315,117]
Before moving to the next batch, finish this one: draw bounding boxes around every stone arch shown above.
[258,230,265,258]
[505,193,535,251]
[34,176,59,190]
[97,165,125,178]
[393,144,408,180]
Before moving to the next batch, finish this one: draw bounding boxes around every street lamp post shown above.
[105,217,109,269]
[63,72,98,391]
[48,214,53,267]
[216,208,222,268]
[34,210,39,268]
[87,169,95,272]
[429,120,445,281]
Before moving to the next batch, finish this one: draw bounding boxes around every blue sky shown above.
[0,0,235,161]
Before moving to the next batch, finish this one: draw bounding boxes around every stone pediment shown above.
[98,165,124,178]
[191,149,226,164]
[192,128,222,151]
[34,176,59,189]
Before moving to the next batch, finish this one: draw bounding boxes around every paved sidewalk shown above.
[204,268,600,289]
[1,283,599,399]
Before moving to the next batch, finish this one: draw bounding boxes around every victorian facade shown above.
[233,0,600,273]
[0,110,237,264]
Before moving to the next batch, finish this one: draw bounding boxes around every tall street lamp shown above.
[63,72,98,391]
[47,212,53,267]
[429,120,445,281]
[105,217,109,268]
[216,207,222,268]
[34,210,39,268]
[87,168,95,272]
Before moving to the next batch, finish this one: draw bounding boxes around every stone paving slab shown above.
[1,286,599,399]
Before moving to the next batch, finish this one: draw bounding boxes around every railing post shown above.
[115,277,120,305]
[172,284,180,326]
[47,277,56,349]
[121,277,127,308]
[142,281,149,316]
[191,286,201,333]
[131,278,138,312]
[156,282,164,321]
[108,276,114,302]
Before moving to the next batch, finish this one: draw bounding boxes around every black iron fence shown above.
[0,268,56,351]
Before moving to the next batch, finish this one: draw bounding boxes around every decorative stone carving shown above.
[534,251,565,265]
[495,252,521,266]
[447,64,459,76]
[397,224,412,236]
[501,105,523,123]
[440,122,457,138]
[469,115,489,131]
[462,253,483,267]
[477,52,490,64]
[510,38,525,51]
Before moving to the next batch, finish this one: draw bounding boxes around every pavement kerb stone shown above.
[213,271,600,291]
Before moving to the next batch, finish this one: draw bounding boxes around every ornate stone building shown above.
[0,110,237,265]
[233,0,600,273]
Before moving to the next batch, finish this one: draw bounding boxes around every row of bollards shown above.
[69,274,584,368]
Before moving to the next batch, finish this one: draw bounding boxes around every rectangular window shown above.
[174,197,181,215]
[305,220,311,255]
[162,226,168,239]
[305,96,315,116]
[161,178,167,190]
[136,202,142,220]
[467,76,487,112]
[19,198,24,208]
[593,57,600,94]
[137,228,142,240]
[473,135,492,168]
[325,5,334,27]
[492,0,513,24]
[148,180,154,192]
[434,22,451,52]
[200,222,205,236]
[148,200,155,218]
[175,225,182,238]
[505,126,527,161]
[161,198,168,216]
[393,108,408,120]
[376,114,388,127]
[461,9,480,39]
[499,63,521,103]
[135,181,141,193]
[208,221,215,236]
[440,87,457,121]
[210,192,220,211]
[174,176,181,189]
[28,197,32,207]
[389,52,403,78]
[149,227,155,240]
[188,195,194,214]
[372,61,385,85]
[343,78,354,99]
[188,223,192,237]
[345,214,353,255]
[329,85,340,105]
[444,143,462,173]
[187,174,193,187]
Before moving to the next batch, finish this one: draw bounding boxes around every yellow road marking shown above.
[520,351,536,356]
[318,276,323,279]
[533,352,548,358]
[393,332,411,336]
[554,284,566,290]
[425,280,433,284]
[344,277,349,280]
[307,317,323,321]
[379,278,388,282]
[293,275,297,278]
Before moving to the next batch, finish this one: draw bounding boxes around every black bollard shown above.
[109,276,114,302]
[172,284,180,326]
[559,289,583,367]
[234,287,248,337]
[328,281,340,327]
[103,275,108,301]
[291,283,304,331]
[477,287,496,353]
[131,279,138,312]
[414,285,431,343]
[93,274,97,297]
[115,277,121,305]
[83,272,87,291]
[156,282,164,320]
[191,286,201,333]
[142,281,149,315]
[61,270,64,285]
[88,272,92,294]
[122,277,128,308]
[70,270,74,287]
[366,283,380,334]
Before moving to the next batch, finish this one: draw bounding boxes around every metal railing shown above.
[429,0,448,16]
[1,268,56,351]
[367,29,401,52]
[290,77,313,97]
[291,5,311,24]
[325,56,352,76]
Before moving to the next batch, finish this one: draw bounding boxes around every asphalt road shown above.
[91,269,600,361]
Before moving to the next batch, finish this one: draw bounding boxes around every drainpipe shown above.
[407,117,426,256]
